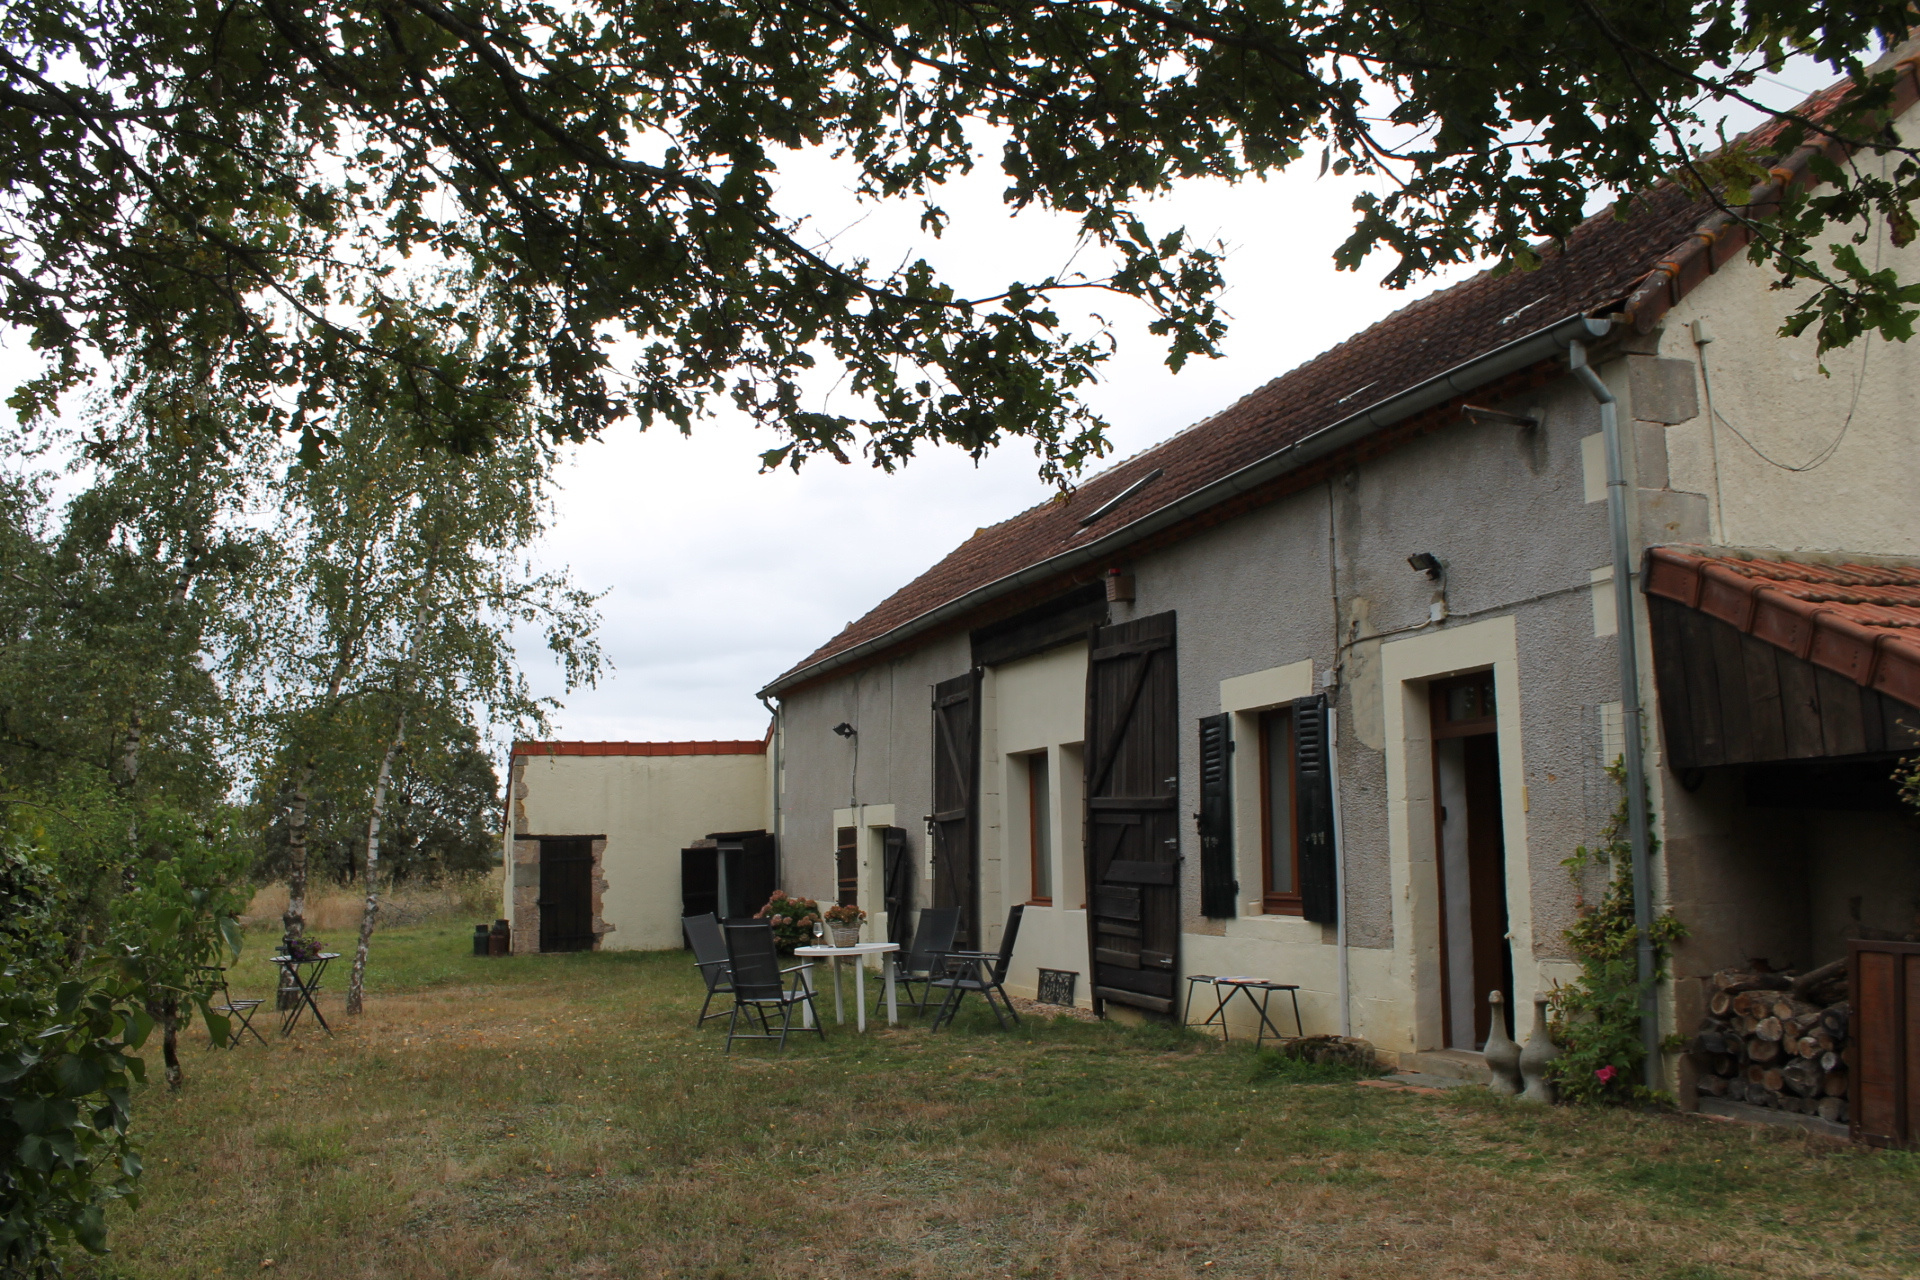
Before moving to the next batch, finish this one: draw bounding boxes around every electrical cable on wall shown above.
[1695,331,1868,475]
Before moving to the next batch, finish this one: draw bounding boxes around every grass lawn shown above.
[75,920,1920,1280]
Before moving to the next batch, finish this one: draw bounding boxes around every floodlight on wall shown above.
[832,722,857,738]
[1407,552,1443,580]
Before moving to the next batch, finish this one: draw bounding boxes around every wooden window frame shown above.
[1430,670,1497,741]
[1260,708,1303,916]
[834,825,858,907]
[1026,751,1053,906]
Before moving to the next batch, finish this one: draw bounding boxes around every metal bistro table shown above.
[269,952,341,1037]
[792,942,900,1032]
[1183,974,1303,1046]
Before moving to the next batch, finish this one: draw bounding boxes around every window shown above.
[1027,752,1053,904]
[1433,670,1497,738]
[835,826,857,906]
[1261,708,1301,914]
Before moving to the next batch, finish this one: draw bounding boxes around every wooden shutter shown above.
[1084,612,1180,1014]
[1293,695,1338,924]
[1197,713,1236,918]
[881,826,912,949]
[1851,939,1920,1149]
[930,671,980,949]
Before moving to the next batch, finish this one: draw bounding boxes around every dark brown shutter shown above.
[930,671,980,949]
[1293,694,1338,924]
[1850,939,1920,1148]
[881,826,912,948]
[1084,612,1180,1014]
[1197,713,1236,918]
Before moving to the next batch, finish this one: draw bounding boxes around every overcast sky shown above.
[519,67,1835,744]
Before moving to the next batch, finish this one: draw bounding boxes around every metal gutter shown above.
[1567,339,1660,1093]
[761,312,1617,698]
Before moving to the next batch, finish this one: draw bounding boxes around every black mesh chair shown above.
[721,919,824,1052]
[682,912,734,1026]
[880,905,961,1018]
[929,904,1025,1032]
[199,966,266,1048]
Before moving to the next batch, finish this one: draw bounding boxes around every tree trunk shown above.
[148,996,182,1091]
[280,762,314,1010]
[345,714,406,1015]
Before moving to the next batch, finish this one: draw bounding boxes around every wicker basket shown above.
[828,924,861,947]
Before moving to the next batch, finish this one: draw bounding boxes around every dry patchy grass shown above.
[74,923,1920,1280]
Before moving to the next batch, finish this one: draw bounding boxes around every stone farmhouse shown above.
[508,68,1920,1115]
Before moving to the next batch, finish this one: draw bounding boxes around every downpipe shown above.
[1329,704,1351,1038]
[1567,340,1661,1093]
[759,694,783,885]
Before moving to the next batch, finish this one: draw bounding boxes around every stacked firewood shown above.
[1690,958,1850,1124]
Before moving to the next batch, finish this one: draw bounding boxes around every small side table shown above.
[269,953,340,1036]
[1184,974,1302,1046]
[793,942,899,1031]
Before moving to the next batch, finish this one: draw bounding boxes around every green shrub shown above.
[1547,762,1685,1106]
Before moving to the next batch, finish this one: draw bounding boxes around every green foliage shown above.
[0,966,150,1278]
[754,892,821,953]
[1895,754,1920,817]
[1547,762,1686,1106]
[2,5,1915,479]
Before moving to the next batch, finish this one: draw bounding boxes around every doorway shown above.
[1431,672,1513,1049]
[538,836,597,952]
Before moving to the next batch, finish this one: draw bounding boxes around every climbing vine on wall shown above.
[1547,761,1687,1106]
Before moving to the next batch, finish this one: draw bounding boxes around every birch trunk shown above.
[280,762,314,1010]
[345,714,405,1015]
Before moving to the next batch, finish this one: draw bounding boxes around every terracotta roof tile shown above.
[771,67,1920,691]
[1645,548,1920,711]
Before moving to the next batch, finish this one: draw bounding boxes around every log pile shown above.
[1689,959,1851,1124]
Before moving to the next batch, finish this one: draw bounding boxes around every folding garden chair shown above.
[721,919,824,1053]
[878,905,960,1018]
[929,903,1025,1032]
[682,912,735,1026]
[200,966,266,1048]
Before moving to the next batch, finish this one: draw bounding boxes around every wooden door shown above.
[1431,673,1511,1049]
[930,672,980,949]
[538,837,595,952]
[1084,612,1180,1015]
[881,827,913,948]
[1851,939,1920,1149]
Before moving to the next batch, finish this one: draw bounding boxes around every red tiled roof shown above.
[512,739,766,758]
[1645,549,1920,711]
[769,64,1920,694]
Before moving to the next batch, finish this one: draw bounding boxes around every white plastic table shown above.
[793,942,900,1031]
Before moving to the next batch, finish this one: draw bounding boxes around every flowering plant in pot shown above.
[754,891,820,953]
[822,902,866,947]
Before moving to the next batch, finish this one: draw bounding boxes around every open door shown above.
[930,672,980,950]
[1084,612,1180,1015]
[1431,672,1513,1049]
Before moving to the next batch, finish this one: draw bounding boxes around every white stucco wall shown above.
[509,749,771,951]
[1655,109,1920,557]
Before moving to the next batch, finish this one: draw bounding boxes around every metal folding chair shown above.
[721,919,824,1053]
[929,904,1025,1032]
[200,966,266,1048]
[682,912,735,1026]
[879,905,960,1017]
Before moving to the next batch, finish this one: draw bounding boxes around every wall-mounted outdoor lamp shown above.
[832,722,857,738]
[1407,551,1444,580]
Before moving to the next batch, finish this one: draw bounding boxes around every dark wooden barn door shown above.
[1084,612,1180,1014]
[538,836,596,952]
[930,672,980,950]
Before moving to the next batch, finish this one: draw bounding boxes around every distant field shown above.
[75,921,1920,1279]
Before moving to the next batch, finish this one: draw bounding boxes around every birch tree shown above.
[238,402,601,1014]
